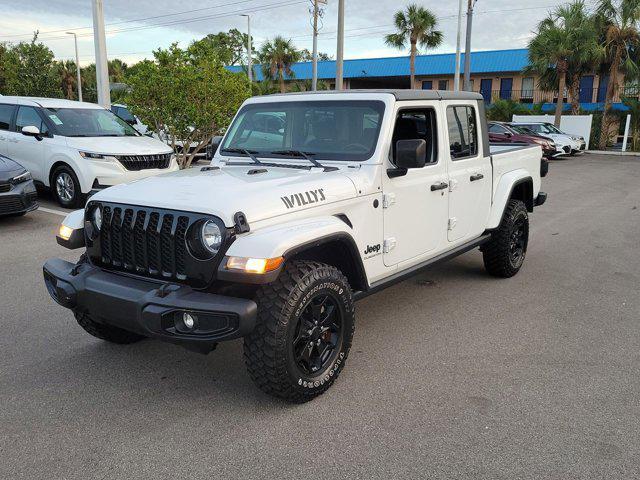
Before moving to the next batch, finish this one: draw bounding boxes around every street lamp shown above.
[240,14,253,83]
[66,32,83,102]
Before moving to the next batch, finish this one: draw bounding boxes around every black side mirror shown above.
[396,139,426,169]
[125,119,136,126]
[208,135,223,159]
[388,139,427,178]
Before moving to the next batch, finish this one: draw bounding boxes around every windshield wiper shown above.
[269,150,338,172]
[220,148,263,165]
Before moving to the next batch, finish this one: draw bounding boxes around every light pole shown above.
[92,0,111,108]
[241,14,253,83]
[66,32,83,102]
[463,0,476,92]
[335,0,345,90]
[311,0,319,91]
[453,0,464,91]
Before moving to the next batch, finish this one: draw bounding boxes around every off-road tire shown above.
[244,261,355,403]
[482,199,529,278]
[51,165,84,209]
[74,311,145,344]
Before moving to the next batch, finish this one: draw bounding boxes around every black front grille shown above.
[0,195,24,214]
[0,183,11,193]
[116,153,172,171]
[87,202,222,287]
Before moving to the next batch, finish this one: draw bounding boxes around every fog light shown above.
[183,312,196,330]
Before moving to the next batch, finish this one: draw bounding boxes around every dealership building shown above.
[233,48,628,110]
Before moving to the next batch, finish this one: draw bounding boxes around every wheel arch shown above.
[487,172,533,229]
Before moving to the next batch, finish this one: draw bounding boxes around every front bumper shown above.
[0,180,38,216]
[43,258,258,353]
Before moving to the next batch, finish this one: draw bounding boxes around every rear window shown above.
[0,104,15,131]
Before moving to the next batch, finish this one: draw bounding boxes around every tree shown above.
[595,0,640,148]
[108,59,128,83]
[3,33,61,97]
[384,4,443,89]
[527,2,601,126]
[299,49,332,62]
[259,36,302,93]
[486,99,528,121]
[0,43,8,93]
[188,29,251,66]
[528,3,602,116]
[56,60,77,100]
[125,45,250,169]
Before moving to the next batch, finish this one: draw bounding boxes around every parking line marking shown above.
[38,206,68,217]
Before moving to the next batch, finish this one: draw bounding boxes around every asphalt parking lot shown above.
[1,153,639,479]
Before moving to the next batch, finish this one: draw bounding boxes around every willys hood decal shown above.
[91,164,358,226]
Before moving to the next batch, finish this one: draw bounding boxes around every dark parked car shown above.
[488,121,557,158]
[0,154,38,217]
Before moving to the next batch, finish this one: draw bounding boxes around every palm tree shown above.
[527,2,601,126]
[57,60,77,100]
[259,36,301,93]
[595,0,640,148]
[385,4,443,90]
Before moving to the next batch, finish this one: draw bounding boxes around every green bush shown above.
[486,99,528,122]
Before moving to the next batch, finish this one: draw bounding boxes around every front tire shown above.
[244,261,355,403]
[51,165,83,208]
[482,199,529,278]
[75,311,145,344]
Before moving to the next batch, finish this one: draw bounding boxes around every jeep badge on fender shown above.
[43,90,547,403]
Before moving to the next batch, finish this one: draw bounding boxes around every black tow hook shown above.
[156,283,181,298]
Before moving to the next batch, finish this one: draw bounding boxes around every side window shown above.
[489,124,506,134]
[447,105,478,160]
[391,109,438,165]
[15,106,49,135]
[0,104,15,131]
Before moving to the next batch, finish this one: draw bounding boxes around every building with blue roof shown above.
[229,48,628,111]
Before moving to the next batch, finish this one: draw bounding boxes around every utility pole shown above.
[335,0,345,90]
[241,14,253,83]
[463,0,475,92]
[92,0,111,108]
[66,32,83,102]
[311,0,319,91]
[453,0,464,91]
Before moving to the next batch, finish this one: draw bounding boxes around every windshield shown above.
[543,123,562,134]
[44,107,139,137]
[511,125,534,135]
[220,100,385,161]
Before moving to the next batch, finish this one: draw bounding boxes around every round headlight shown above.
[93,207,102,230]
[201,220,222,254]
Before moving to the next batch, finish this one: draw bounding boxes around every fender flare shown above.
[219,216,367,288]
[487,170,533,229]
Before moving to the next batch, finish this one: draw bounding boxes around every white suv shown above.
[0,97,178,207]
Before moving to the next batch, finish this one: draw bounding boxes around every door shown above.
[499,78,513,100]
[0,104,15,155]
[579,75,594,103]
[382,106,449,266]
[480,79,493,103]
[445,103,492,243]
[422,80,432,90]
[597,75,609,103]
[7,106,49,182]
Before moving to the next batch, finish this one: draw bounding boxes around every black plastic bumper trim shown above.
[43,258,258,352]
[535,192,547,207]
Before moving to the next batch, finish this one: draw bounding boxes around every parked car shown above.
[45,90,547,402]
[0,97,178,208]
[488,121,557,158]
[112,103,207,163]
[0,154,38,217]
[511,122,586,155]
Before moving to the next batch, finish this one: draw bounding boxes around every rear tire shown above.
[51,165,83,209]
[482,199,529,278]
[243,261,355,403]
[75,311,145,344]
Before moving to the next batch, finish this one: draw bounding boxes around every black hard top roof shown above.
[268,89,484,101]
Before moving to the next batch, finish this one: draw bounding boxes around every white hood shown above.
[64,135,173,155]
[91,163,359,226]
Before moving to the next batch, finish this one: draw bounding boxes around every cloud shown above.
[0,0,556,64]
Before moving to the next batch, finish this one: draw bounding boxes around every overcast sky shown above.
[0,0,595,66]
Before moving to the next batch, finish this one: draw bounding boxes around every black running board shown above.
[354,234,492,301]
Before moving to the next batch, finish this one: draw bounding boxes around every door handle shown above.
[470,173,484,182]
[430,181,449,191]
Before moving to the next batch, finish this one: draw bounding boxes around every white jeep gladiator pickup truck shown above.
[43,90,547,402]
